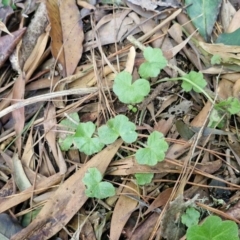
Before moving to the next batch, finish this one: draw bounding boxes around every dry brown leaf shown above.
[110,181,139,240]
[11,140,122,239]
[84,10,137,50]
[0,28,26,68]
[218,78,234,100]
[59,0,84,76]
[0,21,13,36]
[233,79,240,99]
[221,0,236,32]
[227,8,240,32]
[21,128,34,169]
[130,213,159,240]
[11,74,25,154]
[145,188,173,215]
[23,27,50,81]
[43,104,60,169]
[125,46,136,73]
[45,0,66,76]
[19,2,48,69]
[0,172,63,213]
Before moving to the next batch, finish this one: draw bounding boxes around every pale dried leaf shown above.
[11,74,25,154]
[59,0,84,76]
[45,0,66,76]
[110,181,139,240]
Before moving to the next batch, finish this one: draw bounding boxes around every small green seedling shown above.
[181,71,207,93]
[209,97,240,129]
[73,122,104,155]
[58,113,104,155]
[181,207,200,228]
[215,97,240,115]
[139,47,167,79]
[98,114,138,144]
[82,168,115,199]
[136,131,168,166]
[58,113,80,151]
[113,71,150,104]
[211,54,221,65]
[186,215,239,240]
[128,105,138,113]
[135,173,154,185]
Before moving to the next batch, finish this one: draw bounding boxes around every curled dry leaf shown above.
[0,28,26,68]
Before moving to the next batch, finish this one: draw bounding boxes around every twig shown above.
[0,88,99,118]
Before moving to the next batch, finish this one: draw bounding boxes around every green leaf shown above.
[208,109,225,129]
[59,135,74,151]
[82,167,103,185]
[22,207,41,227]
[58,113,80,151]
[98,115,138,144]
[215,97,240,115]
[135,173,154,185]
[74,122,104,155]
[59,112,80,131]
[185,0,222,41]
[186,215,239,240]
[216,28,240,46]
[113,71,150,104]
[83,168,116,199]
[181,207,200,228]
[181,71,207,93]
[135,131,168,166]
[211,54,221,65]
[139,47,167,79]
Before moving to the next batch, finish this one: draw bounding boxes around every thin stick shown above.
[0,88,99,118]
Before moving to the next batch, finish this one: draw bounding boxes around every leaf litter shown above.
[1,0,240,239]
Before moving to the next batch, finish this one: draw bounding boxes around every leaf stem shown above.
[155,77,214,104]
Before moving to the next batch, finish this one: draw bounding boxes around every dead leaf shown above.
[130,213,160,240]
[11,74,25,155]
[45,0,66,76]
[227,8,240,32]
[110,181,139,240]
[43,104,65,173]
[0,172,63,213]
[0,21,13,36]
[19,2,48,68]
[0,28,26,68]
[221,0,236,32]
[125,46,136,73]
[59,0,84,76]
[145,188,173,215]
[11,140,122,239]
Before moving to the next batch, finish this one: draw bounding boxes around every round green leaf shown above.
[113,71,150,104]
[135,173,154,185]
